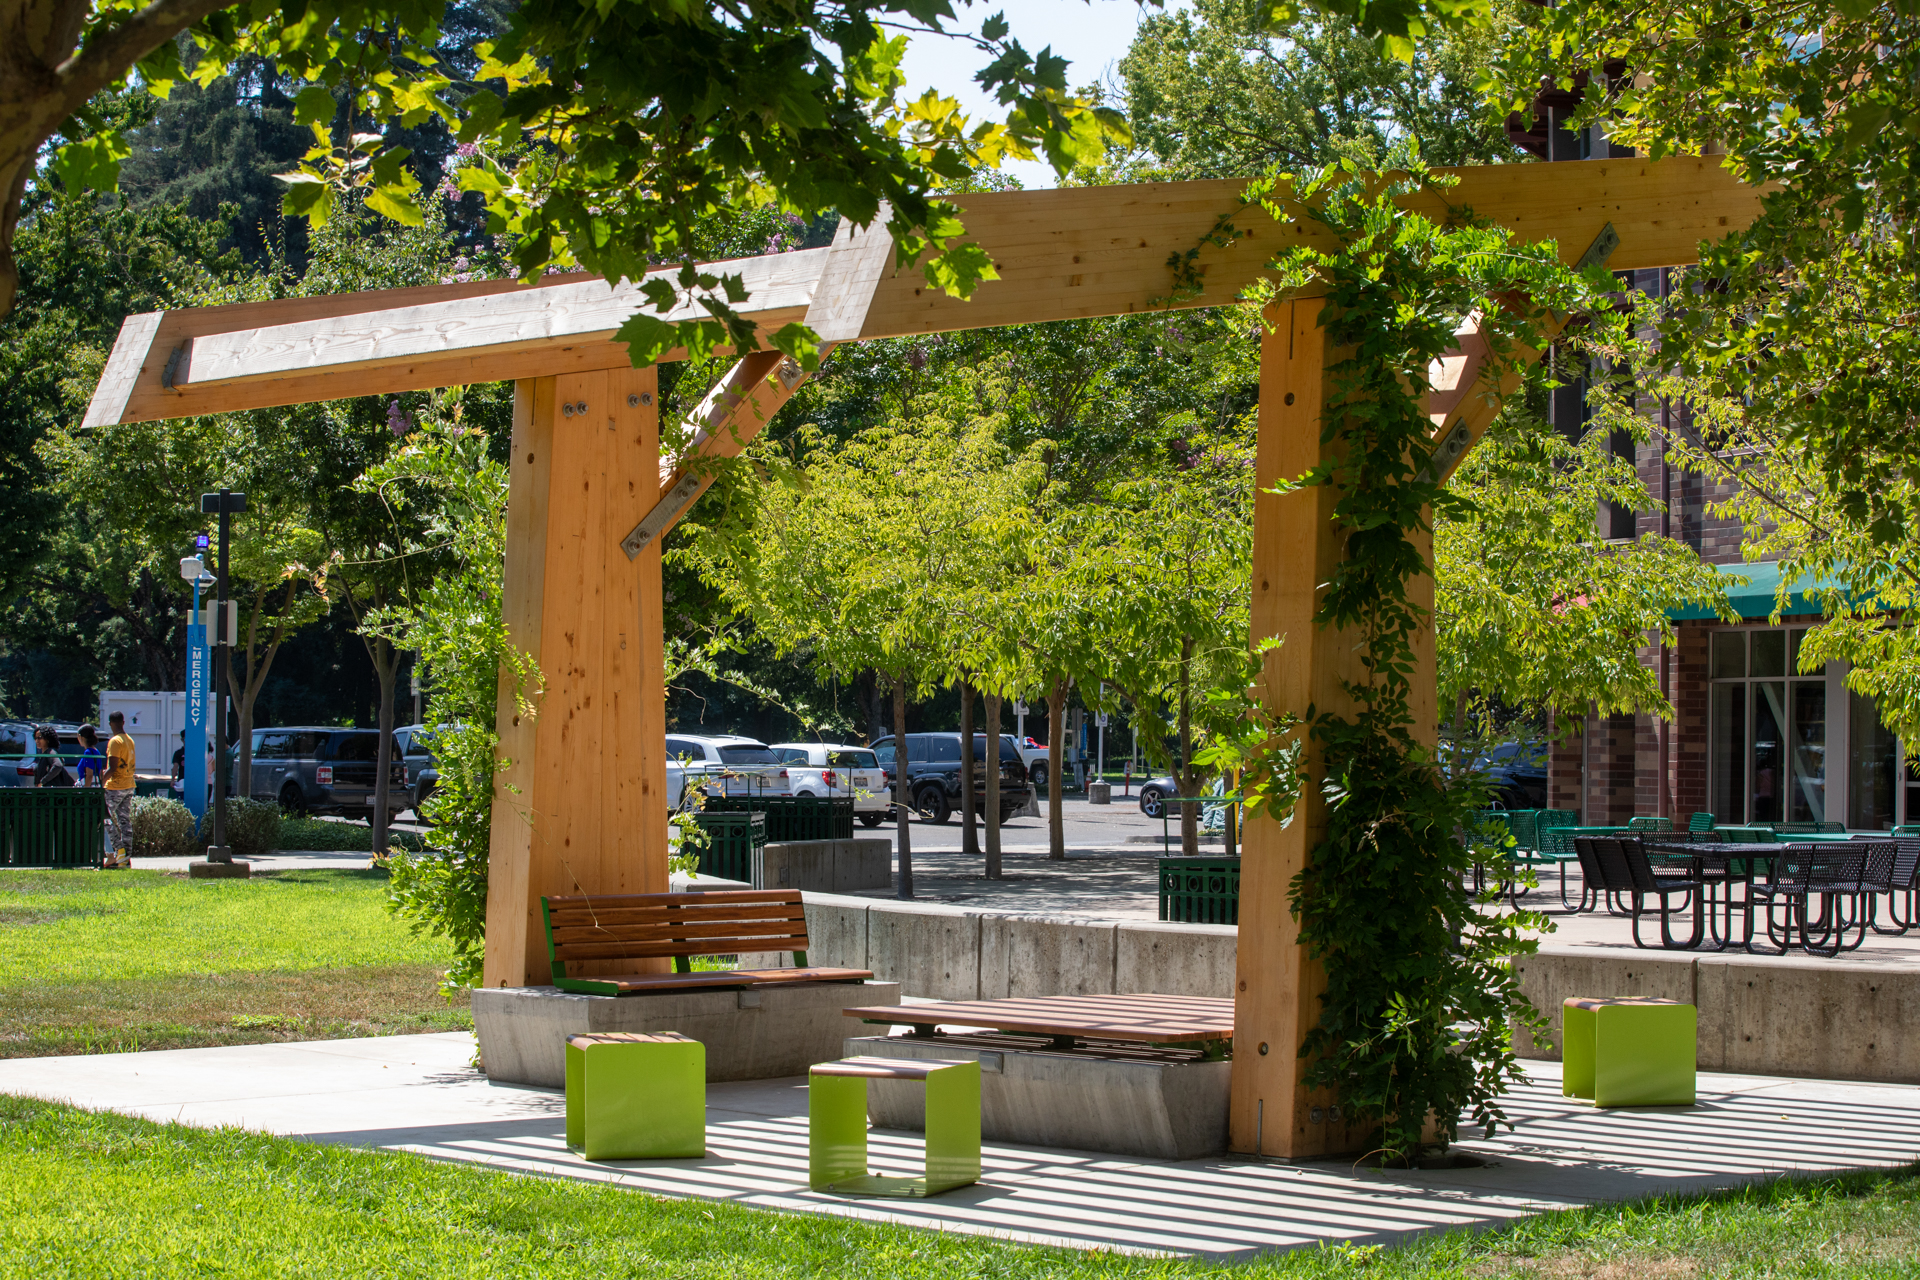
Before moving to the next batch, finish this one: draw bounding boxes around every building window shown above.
[1707,626,1828,825]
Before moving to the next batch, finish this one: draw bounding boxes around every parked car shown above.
[238,727,408,819]
[1008,735,1051,791]
[1439,739,1548,810]
[1137,775,1178,817]
[2,721,84,788]
[395,723,448,816]
[769,742,892,826]
[664,735,794,811]
[1475,741,1549,810]
[869,732,1033,825]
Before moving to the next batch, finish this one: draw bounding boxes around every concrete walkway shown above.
[2,1032,1916,1259]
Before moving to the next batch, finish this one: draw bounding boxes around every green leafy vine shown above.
[1242,158,1606,1160]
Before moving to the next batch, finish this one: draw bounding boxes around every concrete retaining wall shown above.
[1514,948,1920,1085]
[794,894,1237,999]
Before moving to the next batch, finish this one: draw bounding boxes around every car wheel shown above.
[277,782,306,816]
[413,779,435,815]
[916,786,951,824]
[1030,761,1048,792]
[859,812,884,827]
[1139,785,1166,818]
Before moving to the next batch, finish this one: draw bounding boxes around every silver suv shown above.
[240,727,407,819]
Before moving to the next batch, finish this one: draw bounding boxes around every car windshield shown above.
[828,750,877,769]
[717,744,778,765]
[873,743,896,765]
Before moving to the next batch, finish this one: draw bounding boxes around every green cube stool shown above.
[1562,997,1696,1107]
[565,1031,706,1160]
[809,1056,980,1197]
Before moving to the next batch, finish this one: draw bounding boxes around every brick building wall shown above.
[1671,621,1712,817]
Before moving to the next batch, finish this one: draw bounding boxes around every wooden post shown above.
[1232,298,1438,1157]
[483,367,670,989]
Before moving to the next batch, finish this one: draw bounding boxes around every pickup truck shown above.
[664,734,794,811]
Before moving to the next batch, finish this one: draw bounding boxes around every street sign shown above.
[184,617,208,821]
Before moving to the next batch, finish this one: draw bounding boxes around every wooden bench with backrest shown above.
[541,888,873,996]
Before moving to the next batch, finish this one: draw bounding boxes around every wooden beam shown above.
[84,258,820,426]
[82,157,1760,430]
[856,156,1761,339]
[616,216,882,555]
[484,368,671,989]
[619,348,816,558]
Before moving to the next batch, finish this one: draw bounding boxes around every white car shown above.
[664,734,794,810]
[769,742,892,826]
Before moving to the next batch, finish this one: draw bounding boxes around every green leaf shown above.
[275,171,334,225]
[614,312,680,366]
[768,322,825,372]
[50,133,132,195]
[366,184,425,226]
[1842,99,1894,150]
[292,84,337,126]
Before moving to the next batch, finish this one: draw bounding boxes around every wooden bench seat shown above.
[542,888,873,997]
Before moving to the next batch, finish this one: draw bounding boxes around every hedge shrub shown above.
[129,797,198,859]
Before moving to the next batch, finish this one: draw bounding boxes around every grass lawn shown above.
[0,867,467,1058]
[0,1096,1916,1278]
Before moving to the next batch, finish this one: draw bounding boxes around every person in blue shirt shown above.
[75,724,105,787]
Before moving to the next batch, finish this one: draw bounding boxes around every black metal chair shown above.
[1858,836,1920,936]
[1590,837,1704,949]
[1750,844,1869,957]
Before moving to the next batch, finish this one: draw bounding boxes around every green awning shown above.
[1667,560,1861,621]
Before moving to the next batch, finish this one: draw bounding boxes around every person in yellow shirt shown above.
[103,711,136,869]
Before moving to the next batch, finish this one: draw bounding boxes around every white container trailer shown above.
[97,691,188,778]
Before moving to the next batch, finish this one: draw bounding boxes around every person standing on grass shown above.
[103,712,136,869]
[31,727,73,788]
[75,724,104,787]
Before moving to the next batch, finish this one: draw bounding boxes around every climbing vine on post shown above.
[1244,160,1606,1160]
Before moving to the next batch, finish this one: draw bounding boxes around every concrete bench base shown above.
[842,1033,1228,1160]
[473,980,901,1088]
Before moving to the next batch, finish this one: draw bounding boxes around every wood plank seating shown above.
[844,993,1236,1056]
[542,889,871,996]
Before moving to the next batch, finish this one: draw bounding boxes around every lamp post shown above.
[199,489,247,863]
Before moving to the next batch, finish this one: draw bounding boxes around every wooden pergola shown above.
[84,156,1761,1159]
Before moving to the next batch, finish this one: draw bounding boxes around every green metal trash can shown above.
[1158,856,1240,925]
[688,809,766,882]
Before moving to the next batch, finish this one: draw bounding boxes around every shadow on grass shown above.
[0,964,471,1058]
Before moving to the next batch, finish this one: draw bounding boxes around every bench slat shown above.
[547,890,806,909]
[554,935,809,962]
[552,919,808,944]
[546,896,808,917]
[547,910,807,935]
[549,918,808,944]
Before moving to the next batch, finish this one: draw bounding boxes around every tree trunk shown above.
[1178,635,1199,856]
[226,577,304,801]
[960,677,978,859]
[892,674,913,899]
[1047,676,1067,861]
[370,633,400,852]
[984,689,1002,879]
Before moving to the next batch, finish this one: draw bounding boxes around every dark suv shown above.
[870,732,1032,824]
[240,727,408,819]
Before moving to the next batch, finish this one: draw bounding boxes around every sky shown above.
[895,0,1182,188]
